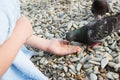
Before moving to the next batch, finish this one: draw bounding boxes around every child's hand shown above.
[13,16,33,42]
[47,39,81,56]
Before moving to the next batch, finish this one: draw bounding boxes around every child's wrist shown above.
[44,39,52,52]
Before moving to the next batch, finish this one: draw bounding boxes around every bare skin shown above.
[25,36,81,56]
[0,16,33,77]
[0,16,81,77]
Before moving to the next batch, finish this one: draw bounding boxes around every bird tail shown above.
[115,13,120,30]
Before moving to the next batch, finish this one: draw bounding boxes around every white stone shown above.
[101,58,109,69]
[90,73,97,80]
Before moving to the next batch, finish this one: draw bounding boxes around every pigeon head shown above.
[91,0,109,18]
[66,29,81,42]
[66,25,89,44]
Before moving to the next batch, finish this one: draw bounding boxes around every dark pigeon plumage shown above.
[66,13,120,45]
[91,0,110,19]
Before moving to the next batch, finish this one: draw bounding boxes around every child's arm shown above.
[0,16,33,77]
[25,35,51,52]
[25,35,81,56]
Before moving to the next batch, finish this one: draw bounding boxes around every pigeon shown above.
[91,0,110,19]
[66,13,120,46]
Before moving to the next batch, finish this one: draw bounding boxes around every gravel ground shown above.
[20,0,120,80]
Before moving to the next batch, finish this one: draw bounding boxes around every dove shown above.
[66,13,120,46]
[91,0,110,19]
